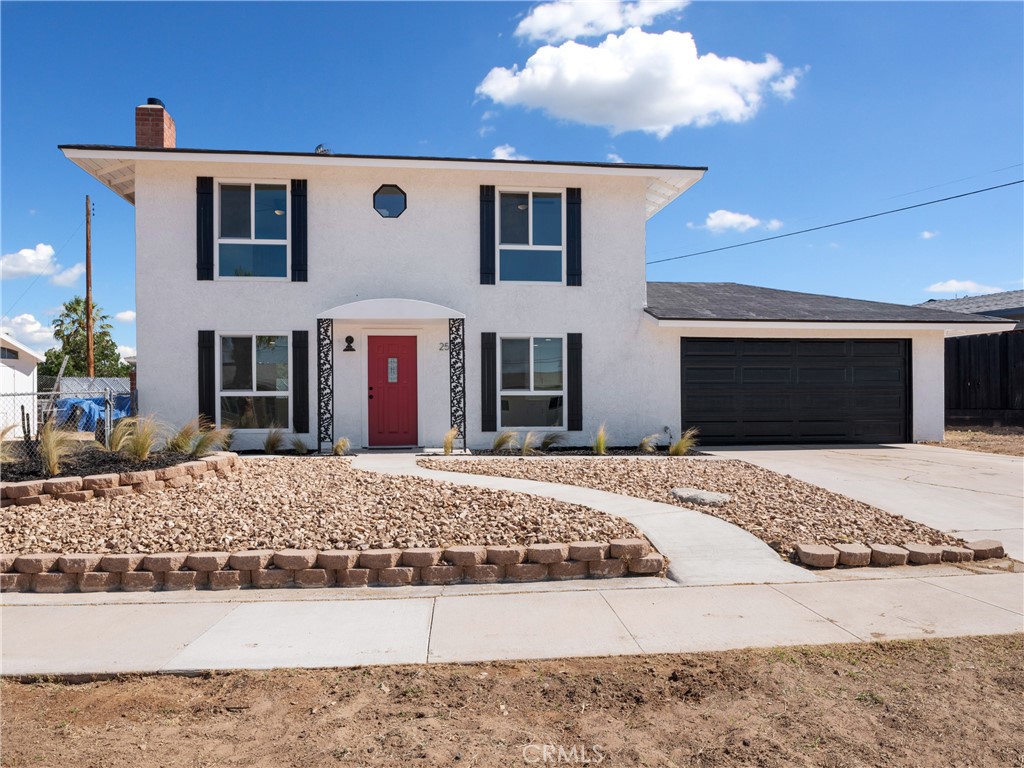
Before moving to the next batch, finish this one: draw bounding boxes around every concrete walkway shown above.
[2,571,1020,676]
[352,453,814,586]
[707,444,1024,560]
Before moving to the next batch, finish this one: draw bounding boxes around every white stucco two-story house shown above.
[60,99,1012,451]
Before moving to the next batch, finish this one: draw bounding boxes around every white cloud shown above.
[695,209,784,234]
[478,28,803,138]
[0,243,86,287]
[606,152,625,163]
[492,144,530,160]
[478,124,496,137]
[49,262,85,287]
[1,313,53,353]
[925,279,1002,295]
[1,243,57,279]
[114,310,136,323]
[515,0,688,44]
[116,344,136,361]
[920,230,939,240]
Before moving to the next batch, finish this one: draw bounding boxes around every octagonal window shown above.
[373,184,406,218]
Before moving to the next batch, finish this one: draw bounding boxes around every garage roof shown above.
[645,282,1011,324]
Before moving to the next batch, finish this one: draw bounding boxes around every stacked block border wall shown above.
[0,540,666,593]
[1,452,239,506]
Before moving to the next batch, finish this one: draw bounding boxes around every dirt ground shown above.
[2,635,1021,767]
[923,427,1024,457]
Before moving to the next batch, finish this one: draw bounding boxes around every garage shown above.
[680,337,910,444]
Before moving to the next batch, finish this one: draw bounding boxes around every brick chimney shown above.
[135,98,176,148]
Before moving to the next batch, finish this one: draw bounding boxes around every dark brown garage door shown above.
[680,338,911,444]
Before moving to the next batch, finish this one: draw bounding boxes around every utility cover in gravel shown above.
[420,457,962,557]
[0,458,643,555]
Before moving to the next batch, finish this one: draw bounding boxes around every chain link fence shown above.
[1,390,134,465]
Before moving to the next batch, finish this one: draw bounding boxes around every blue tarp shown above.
[54,395,132,433]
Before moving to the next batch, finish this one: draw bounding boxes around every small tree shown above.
[39,296,131,377]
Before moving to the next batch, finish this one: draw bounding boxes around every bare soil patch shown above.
[923,427,1024,457]
[0,457,641,555]
[2,635,1021,767]
[420,457,960,557]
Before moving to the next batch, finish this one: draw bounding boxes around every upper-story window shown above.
[373,184,407,218]
[217,182,289,278]
[0,347,19,360]
[498,190,563,283]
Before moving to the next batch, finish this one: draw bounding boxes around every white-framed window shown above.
[499,335,564,428]
[215,180,289,279]
[217,333,291,430]
[497,189,564,283]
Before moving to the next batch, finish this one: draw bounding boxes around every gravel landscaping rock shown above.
[420,457,962,558]
[0,458,642,555]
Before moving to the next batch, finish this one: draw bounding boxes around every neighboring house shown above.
[1,334,42,396]
[1,333,44,436]
[917,291,1024,426]
[917,290,1024,330]
[59,99,1014,450]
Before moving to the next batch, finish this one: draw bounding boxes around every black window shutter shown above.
[291,179,308,282]
[196,177,214,280]
[566,187,582,286]
[198,330,216,422]
[292,330,309,432]
[567,333,583,430]
[480,185,495,285]
[481,332,497,431]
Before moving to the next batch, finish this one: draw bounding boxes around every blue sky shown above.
[2,1,1022,357]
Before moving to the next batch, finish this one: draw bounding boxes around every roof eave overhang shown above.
[59,146,706,217]
[643,313,1017,335]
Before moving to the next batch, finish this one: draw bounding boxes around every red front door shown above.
[368,336,418,446]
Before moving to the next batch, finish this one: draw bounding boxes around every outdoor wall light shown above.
[343,336,356,352]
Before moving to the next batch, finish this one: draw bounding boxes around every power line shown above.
[887,163,1022,200]
[2,218,86,316]
[646,179,1024,266]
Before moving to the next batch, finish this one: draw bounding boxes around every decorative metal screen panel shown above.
[317,318,334,446]
[448,318,466,448]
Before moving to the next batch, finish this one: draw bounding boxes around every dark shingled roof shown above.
[645,282,1011,324]
[915,290,1024,315]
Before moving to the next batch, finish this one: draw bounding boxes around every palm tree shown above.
[52,296,113,346]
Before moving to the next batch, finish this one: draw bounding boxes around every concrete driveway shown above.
[706,444,1024,561]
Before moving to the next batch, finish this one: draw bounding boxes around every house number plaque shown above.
[387,357,398,383]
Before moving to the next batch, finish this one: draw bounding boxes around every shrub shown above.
[332,436,351,456]
[166,418,201,454]
[37,420,77,477]
[521,431,540,456]
[592,423,608,456]
[669,426,700,456]
[492,430,520,453]
[107,417,135,454]
[263,427,284,454]
[121,416,162,461]
[639,433,661,454]
[291,437,309,455]
[192,426,231,458]
[540,432,567,452]
[442,427,459,456]
[0,423,17,464]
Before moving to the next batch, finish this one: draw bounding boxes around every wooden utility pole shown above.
[85,195,94,378]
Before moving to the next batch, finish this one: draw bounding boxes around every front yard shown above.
[0,458,642,554]
[420,456,961,558]
[3,635,1020,767]
[923,427,1024,457]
